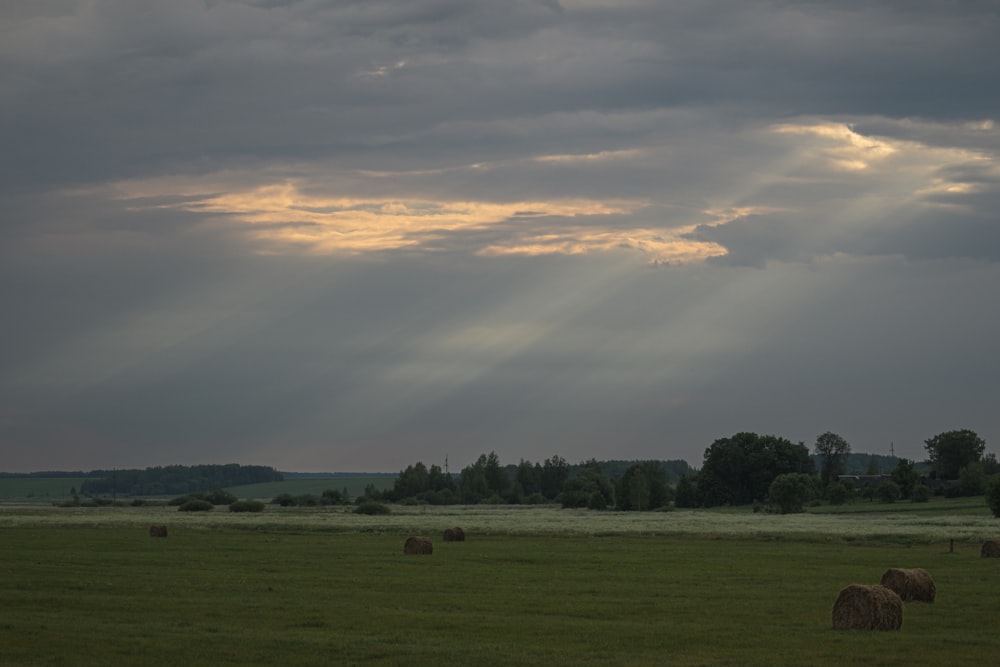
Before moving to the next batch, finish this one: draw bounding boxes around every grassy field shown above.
[0,476,394,502]
[225,476,395,501]
[0,478,90,500]
[1,503,999,665]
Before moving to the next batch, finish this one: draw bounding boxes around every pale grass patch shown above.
[1,503,996,543]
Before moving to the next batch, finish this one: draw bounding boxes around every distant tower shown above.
[890,442,895,459]
[445,455,449,476]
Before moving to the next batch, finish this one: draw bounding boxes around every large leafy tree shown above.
[697,432,813,507]
[890,458,919,499]
[617,461,672,511]
[924,429,986,479]
[539,455,570,499]
[559,459,614,509]
[814,431,851,487]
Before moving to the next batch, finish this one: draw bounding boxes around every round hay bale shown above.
[403,536,433,555]
[443,527,466,542]
[981,540,1000,558]
[832,584,903,631]
[148,525,168,538]
[879,567,936,603]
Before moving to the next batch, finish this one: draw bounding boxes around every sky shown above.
[2,0,999,473]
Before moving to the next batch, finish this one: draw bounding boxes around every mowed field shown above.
[0,476,395,501]
[1,503,1000,666]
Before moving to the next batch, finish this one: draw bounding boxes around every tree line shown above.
[373,428,995,514]
[365,455,690,511]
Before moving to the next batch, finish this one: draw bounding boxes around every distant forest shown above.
[76,464,283,496]
[0,455,902,496]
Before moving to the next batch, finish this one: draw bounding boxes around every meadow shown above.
[0,476,395,502]
[1,502,999,665]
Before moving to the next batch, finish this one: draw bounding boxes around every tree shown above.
[877,480,901,503]
[814,432,851,488]
[459,457,489,503]
[427,464,454,492]
[986,476,1000,518]
[826,481,852,506]
[539,455,569,499]
[768,473,815,514]
[911,484,931,503]
[394,462,430,500]
[983,453,1000,476]
[617,461,672,511]
[514,459,540,497]
[924,429,986,479]
[959,462,986,497]
[674,474,698,508]
[890,459,918,499]
[482,451,509,497]
[559,460,614,509]
[696,432,813,507]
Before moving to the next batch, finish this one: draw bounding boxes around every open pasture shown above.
[0,478,88,501]
[1,505,999,665]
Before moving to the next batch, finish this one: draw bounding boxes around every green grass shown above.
[224,476,395,500]
[806,495,989,516]
[1,504,1000,665]
[0,478,87,500]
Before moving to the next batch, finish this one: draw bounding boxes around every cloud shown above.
[2,1,999,471]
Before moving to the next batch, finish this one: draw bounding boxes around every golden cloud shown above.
[110,178,726,264]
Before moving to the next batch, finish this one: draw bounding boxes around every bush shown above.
[876,480,901,503]
[986,476,1000,518]
[178,499,214,512]
[354,501,390,515]
[587,491,608,511]
[293,494,320,507]
[911,484,931,503]
[272,493,295,506]
[767,473,815,514]
[826,481,853,506]
[203,489,238,505]
[321,489,347,505]
[229,500,265,513]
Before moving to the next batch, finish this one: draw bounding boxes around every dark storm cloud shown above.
[2,1,999,471]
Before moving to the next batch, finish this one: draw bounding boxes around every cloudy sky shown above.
[2,0,999,473]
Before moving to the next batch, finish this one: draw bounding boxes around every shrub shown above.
[203,489,238,505]
[587,491,608,511]
[877,480,901,504]
[229,500,265,513]
[986,476,1000,518]
[826,482,852,506]
[768,473,815,514]
[321,489,347,505]
[178,499,214,512]
[911,485,931,503]
[272,493,295,506]
[354,501,390,515]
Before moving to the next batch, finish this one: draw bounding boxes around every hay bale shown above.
[982,540,1000,558]
[879,567,936,603]
[403,536,433,555]
[832,584,903,631]
[443,527,465,542]
[149,525,168,538]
